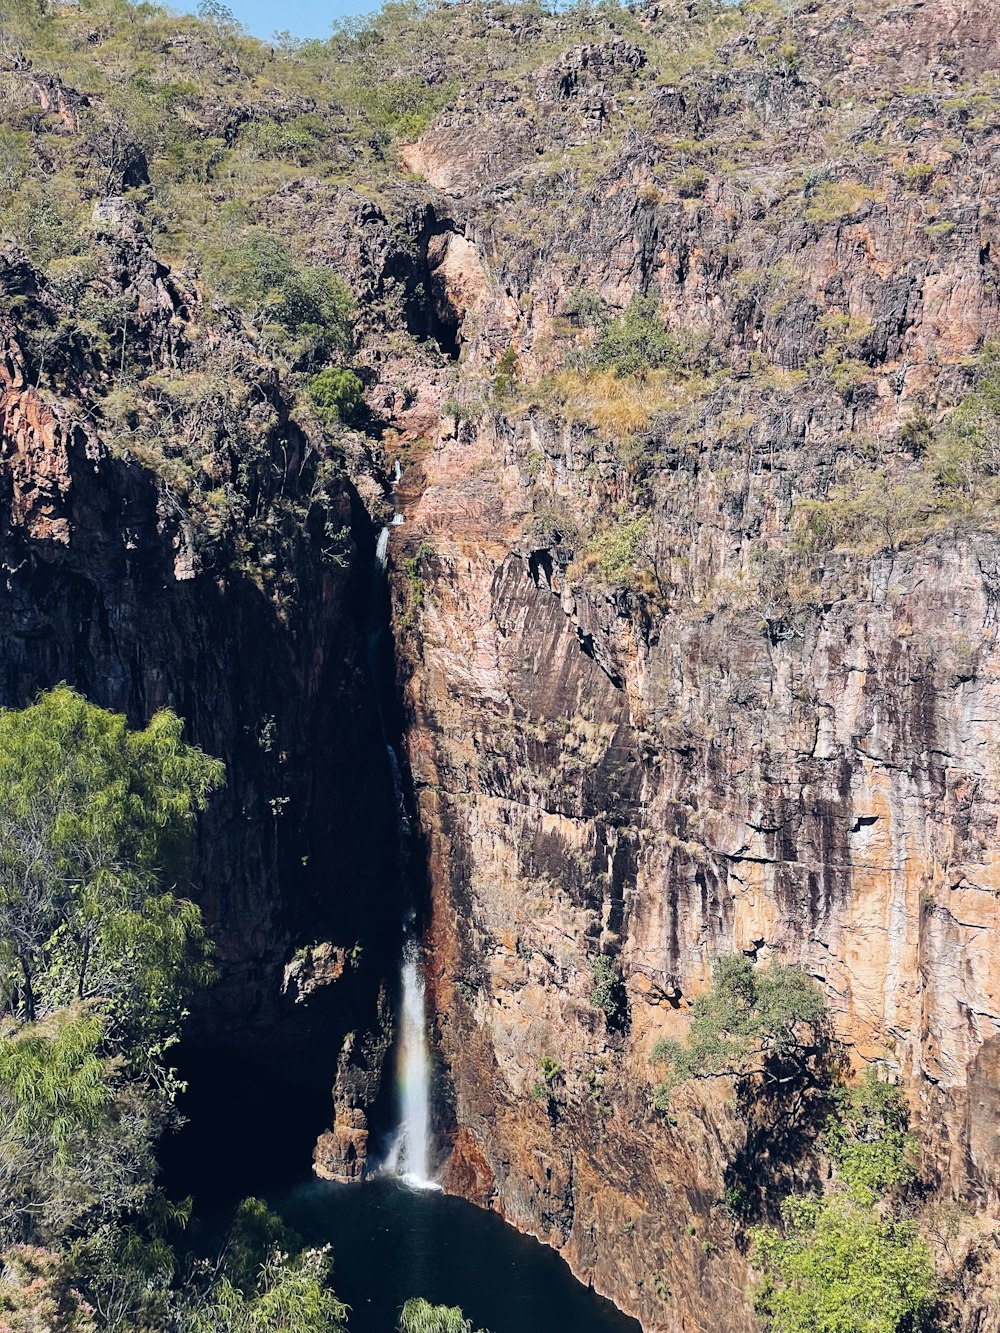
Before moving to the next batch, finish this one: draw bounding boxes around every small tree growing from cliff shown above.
[653,955,837,1220]
[751,1075,938,1333]
[651,955,827,1106]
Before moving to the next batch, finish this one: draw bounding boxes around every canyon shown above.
[2,0,1000,1328]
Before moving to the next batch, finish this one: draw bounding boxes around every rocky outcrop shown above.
[0,241,400,1108]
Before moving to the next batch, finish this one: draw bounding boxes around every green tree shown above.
[589,954,626,1027]
[825,1068,918,1204]
[181,1199,347,1333]
[308,367,365,425]
[751,1067,938,1332]
[651,955,827,1104]
[592,296,681,378]
[0,1007,162,1244]
[206,231,353,366]
[751,1195,938,1333]
[0,688,223,1246]
[220,1197,305,1296]
[0,686,224,1060]
[399,1297,487,1333]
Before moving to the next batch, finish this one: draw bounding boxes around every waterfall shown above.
[375,525,391,568]
[395,940,433,1185]
[368,474,438,1189]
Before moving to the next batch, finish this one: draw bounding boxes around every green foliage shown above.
[796,341,1000,553]
[751,1195,938,1333]
[794,467,935,553]
[651,955,826,1104]
[825,1068,918,1203]
[308,367,365,425]
[493,346,519,401]
[220,1198,305,1296]
[0,685,224,1058]
[0,126,28,202]
[183,1247,348,1333]
[563,289,608,328]
[538,1055,561,1084]
[580,515,655,593]
[399,1297,487,1333]
[0,1007,109,1165]
[750,1058,937,1331]
[205,231,353,366]
[532,1054,563,1106]
[402,556,425,611]
[675,164,707,198]
[592,297,683,379]
[589,954,626,1025]
[0,688,223,1249]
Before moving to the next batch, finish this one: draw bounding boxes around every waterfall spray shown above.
[395,940,432,1184]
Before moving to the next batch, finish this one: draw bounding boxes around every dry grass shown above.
[518,368,708,438]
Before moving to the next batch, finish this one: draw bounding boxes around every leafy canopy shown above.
[182,1198,347,1333]
[0,684,225,1055]
[751,1195,938,1333]
[399,1297,488,1333]
[0,1007,110,1163]
[591,296,683,379]
[652,955,826,1102]
[205,231,353,367]
[825,1067,919,1204]
[308,367,365,425]
[0,687,224,1248]
[751,1074,937,1333]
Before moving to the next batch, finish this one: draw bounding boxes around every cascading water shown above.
[395,939,432,1184]
[369,464,437,1189]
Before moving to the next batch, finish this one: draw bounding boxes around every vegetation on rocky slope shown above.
[3,0,999,1327]
[653,959,940,1332]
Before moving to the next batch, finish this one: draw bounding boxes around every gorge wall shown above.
[4,0,1000,1328]
[0,227,401,1126]
[377,1,1000,1328]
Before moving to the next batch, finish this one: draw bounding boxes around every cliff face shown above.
[5,0,1000,1323]
[0,227,400,1127]
[381,1,1000,1327]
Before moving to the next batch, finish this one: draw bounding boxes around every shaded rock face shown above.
[0,251,401,1114]
[378,0,1000,1328]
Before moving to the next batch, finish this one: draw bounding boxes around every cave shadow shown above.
[158,1047,333,1211]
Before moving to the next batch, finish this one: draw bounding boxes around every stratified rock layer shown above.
[385,2,1000,1328]
[0,244,399,1091]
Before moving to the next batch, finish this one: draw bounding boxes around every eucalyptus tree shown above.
[0,685,224,1245]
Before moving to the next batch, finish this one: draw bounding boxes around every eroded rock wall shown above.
[0,242,399,1096]
[383,1,1000,1327]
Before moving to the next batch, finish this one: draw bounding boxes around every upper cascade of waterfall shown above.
[376,526,391,568]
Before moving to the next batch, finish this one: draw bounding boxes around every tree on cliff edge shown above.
[651,955,829,1106]
[0,685,224,1248]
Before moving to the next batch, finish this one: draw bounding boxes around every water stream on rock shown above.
[166,481,640,1333]
[372,473,436,1188]
[391,940,433,1184]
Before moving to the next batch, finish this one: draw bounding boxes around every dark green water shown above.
[268,1175,642,1333]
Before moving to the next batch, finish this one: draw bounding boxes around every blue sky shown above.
[184,0,379,41]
